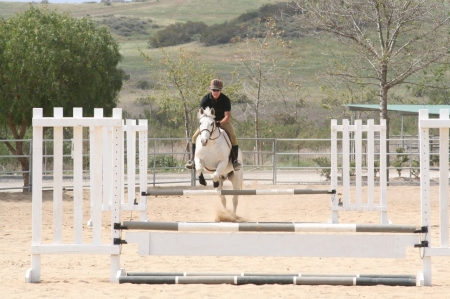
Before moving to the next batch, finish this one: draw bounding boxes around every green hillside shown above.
[1,1,313,96]
[0,0,280,23]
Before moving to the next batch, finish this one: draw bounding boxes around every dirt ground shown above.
[1,182,450,299]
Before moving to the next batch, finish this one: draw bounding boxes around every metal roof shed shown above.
[344,104,450,146]
[344,104,450,116]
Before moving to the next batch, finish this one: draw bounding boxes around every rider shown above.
[185,79,242,171]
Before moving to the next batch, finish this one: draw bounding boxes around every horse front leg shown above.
[215,179,227,210]
[211,160,228,183]
[195,159,206,186]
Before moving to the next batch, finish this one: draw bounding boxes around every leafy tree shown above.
[0,7,124,191]
[140,47,241,150]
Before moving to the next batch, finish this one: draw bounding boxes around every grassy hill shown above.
[1,1,313,98]
[0,0,280,25]
[1,1,333,107]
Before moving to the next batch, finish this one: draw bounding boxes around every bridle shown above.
[199,115,221,141]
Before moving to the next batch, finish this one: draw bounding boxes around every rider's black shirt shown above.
[199,93,231,121]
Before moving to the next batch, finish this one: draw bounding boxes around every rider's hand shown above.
[216,121,221,127]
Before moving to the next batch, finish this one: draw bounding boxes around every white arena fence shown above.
[25,108,450,286]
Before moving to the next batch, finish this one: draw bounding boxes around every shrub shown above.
[98,15,153,38]
[430,154,440,166]
[149,155,178,169]
[392,148,409,177]
[200,22,241,46]
[349,160,356,176]
[135,80,151,90]
[374,160,380,178]
[148,21,207,48]
[313,157,331,179]
[411,160,420,179]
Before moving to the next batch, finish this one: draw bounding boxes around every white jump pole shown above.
[143,189,334,196]
[121,221,418,233]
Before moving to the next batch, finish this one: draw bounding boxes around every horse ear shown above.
[210,108,215,115]
[200,108,204,114]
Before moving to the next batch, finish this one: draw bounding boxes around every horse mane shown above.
[198,107,216,119]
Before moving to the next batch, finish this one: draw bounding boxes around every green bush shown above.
[148,21,207,48]
[349,160,356,176]
[430,154,439,166]
[313,157,331,179]
[200,21,241,46]
[135,80,152,90]
[374,160,380,178]
[98,15,153,38]
[411,160,420,178]
[392,148,409,177]
[148,2,299,47]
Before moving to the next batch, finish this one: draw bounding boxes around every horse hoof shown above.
[199,177,207,186]
[213,181,219,188]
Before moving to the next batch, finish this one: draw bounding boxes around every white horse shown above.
[194,107,243,214]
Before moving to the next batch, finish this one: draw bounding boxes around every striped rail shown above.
[142,189,335,196]
[120,221,420,233]
[118,272,418,286]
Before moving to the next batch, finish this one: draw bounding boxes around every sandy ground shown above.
[1,182,450,299]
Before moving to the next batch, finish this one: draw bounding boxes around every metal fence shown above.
[0,135,445,192]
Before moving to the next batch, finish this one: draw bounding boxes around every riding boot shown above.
[185,144,196,170]
[231,145,242,171]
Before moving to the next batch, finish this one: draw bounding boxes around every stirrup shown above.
[185,160,195,170]
[232,160,242,171]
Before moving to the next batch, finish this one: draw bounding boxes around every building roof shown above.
[344,104,450,116]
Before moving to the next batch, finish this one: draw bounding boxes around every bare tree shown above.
[235,18,297,165]
[291,0,450,133]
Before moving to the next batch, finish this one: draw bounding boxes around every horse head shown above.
[198,107,217,146]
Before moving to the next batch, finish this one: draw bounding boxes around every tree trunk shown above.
[3,139,30,192]
[6,115,30,192]
[18,153,30,192]
[380,81,390,184]
[255,112,259,165]
[182,96,192,162]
